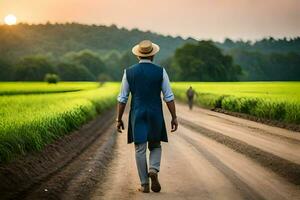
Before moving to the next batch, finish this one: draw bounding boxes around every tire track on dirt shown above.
[178,133,266,200]
[177,125,300,200]
[179,117,300,185]
[207,110,300,144]
[23,125,117,200]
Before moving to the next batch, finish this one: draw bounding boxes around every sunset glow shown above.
[4,14,17,25]
[0,0,300,40]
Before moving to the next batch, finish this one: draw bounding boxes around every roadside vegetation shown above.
[172,82,300,124]
[0,83,119,163]
[1,80,299,163]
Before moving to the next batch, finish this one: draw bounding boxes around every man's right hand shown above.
[171,118,178,132]
[116,120,124,133]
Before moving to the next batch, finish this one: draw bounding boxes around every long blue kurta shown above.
[126,62,168,144]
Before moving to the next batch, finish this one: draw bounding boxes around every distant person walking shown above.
[186,86,196,110]
[116,40,178,193]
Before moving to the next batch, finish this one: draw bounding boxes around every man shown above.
[186,86,196,110]
[116,40,178,193]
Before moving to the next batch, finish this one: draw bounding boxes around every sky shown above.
[1,0,300,41]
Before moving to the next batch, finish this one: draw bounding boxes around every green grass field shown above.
[1,81,299,163]
[0,82,119,163]
[172,82,300,124]
[0,82,100,95]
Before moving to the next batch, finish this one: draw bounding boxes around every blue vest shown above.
[126,62,168,144]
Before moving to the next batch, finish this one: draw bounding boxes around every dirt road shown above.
[2,104,300,200]
[91,103,300,200]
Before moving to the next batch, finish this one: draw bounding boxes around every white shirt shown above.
[117,59,175,103]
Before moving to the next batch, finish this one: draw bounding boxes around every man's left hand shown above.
[171,118,178,132]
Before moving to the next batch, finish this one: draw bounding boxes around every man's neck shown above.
[139,59,152,63]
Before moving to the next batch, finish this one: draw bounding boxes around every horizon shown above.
[1,0,300,42]
[1,21,299,43]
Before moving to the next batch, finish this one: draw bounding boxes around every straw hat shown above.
[132,40,160,57]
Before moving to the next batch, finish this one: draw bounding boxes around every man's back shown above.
[126,63,163,106]
[126,62,167,143]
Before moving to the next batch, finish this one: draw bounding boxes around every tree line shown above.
[216,38,300,80]
[217,37,300,54]
[0,41,244,82]
[0,49,137,81]
[0,23,299,81]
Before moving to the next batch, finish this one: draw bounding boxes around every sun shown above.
[4,14,17,25]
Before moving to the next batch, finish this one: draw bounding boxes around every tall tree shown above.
[13,56,56,81]
[57,62,95,81]
[171,41,241,81]
[69,50,106,77]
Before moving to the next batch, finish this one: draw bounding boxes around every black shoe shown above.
[148,171,161,192]
[138,184,150,193]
